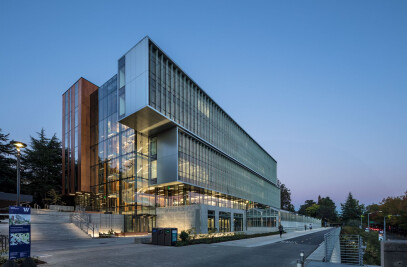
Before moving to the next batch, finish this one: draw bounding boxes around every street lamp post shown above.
[10,140,27,206]
[368,211,382,232]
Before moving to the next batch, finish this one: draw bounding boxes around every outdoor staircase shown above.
[30,209,90,241]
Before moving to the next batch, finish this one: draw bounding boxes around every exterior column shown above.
[215,210,219,233]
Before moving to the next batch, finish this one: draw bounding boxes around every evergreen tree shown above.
[341,192,364,222]
[278,180,295,212]
[0,128,16,193]
[22,129,62,206]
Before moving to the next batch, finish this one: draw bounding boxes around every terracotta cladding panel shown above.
[79,78,98,192]
[70,86,75,194]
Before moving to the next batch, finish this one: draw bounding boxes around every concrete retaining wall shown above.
[381,240,407,267]
[89,213,124,234]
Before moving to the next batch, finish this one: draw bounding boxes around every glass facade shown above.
[89,75,157,232]
[148,42,277,185]
[178,131,279,207]
[62,82,79,194]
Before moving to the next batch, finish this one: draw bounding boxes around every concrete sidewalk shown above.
[213,227,331,248]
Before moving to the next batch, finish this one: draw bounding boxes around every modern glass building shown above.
[62,36,283,233]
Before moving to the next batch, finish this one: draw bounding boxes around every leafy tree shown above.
[318,195,338,222]
[278,180,295,212]
[341,192,364,222]
[306,203,320,217]
[0,128,16,193]
[44,189,65,205]
[376,191,407,233]
[298,200,316,215]
[22,129,62,206]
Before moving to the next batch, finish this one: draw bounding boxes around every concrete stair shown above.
[31,223,91,241]
[30,209,91,241]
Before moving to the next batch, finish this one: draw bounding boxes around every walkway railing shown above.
[324,227,341,263]
[0,235,8,256]
[340,235,364,265]
[70,209,98,238]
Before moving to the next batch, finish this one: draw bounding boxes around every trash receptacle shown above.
[164,228,172,246]
[152,228,158,245]
[171,228,178,246]
[158,228,165,245]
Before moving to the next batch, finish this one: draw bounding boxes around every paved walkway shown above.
[213,227,331,247]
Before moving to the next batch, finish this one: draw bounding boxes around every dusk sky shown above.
[1,0,406,210]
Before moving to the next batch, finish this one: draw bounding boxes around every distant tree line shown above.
[0,128,62,207]
[280,181,406,234]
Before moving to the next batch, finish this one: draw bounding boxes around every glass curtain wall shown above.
[63,89,71,194]
[89,75,157,232]
[178,131,280,207]
[62,82,79,194]
[148,42,277,185]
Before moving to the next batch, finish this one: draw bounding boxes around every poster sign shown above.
[9,206,31,259]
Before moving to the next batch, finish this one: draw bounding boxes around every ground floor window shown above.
[234,213,243,231]
[247,207,278,228]
[219,212,231,232]
[208,210,216,233]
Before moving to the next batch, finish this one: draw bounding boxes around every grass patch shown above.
[175,231,280,246]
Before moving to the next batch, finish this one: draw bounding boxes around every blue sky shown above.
[0,0,406,209]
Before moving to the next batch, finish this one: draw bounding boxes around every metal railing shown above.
[340,235,364,265]
[324,227,341,263]
[70,210,98,238]
[0,235,8,255]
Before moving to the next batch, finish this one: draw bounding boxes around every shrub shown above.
[180,231,189,242]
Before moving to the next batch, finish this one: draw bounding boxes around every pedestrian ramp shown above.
[212,228,330,248]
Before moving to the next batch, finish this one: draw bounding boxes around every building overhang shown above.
[119,106,177,136]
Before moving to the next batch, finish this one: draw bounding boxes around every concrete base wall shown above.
[156,205,201,233]
[247,227,278,234]
[156,204,246,234]
[381,240,407,267]
[89,213,124,234]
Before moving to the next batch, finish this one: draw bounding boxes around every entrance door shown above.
[136,216,155,233]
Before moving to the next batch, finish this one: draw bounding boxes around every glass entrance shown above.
[135,215,155,233]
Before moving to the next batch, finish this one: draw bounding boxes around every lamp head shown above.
[10,140,27,151]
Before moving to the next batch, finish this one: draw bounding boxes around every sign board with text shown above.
[9,206,31,259]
